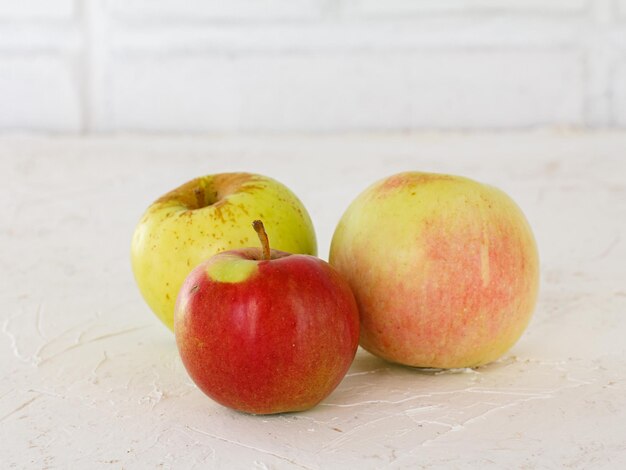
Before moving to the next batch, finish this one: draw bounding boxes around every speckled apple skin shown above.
[329,172,539,369]
[131,173,317,331]
[174,249,360,415]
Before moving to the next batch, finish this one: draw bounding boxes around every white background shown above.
[1,0,626,132]
[2,2,626,468]
[1,133,625,468]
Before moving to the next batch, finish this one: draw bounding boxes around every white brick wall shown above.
[107,51,583,132]
[614,57,626,126]
[107,0,326,21]
[0,0,74,20]
[0,0,625,132]
[0,56,81,131]
[345,0,589,15]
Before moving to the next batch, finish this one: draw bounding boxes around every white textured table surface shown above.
[1,132,625,469]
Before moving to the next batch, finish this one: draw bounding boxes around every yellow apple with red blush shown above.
[330,172,539,369]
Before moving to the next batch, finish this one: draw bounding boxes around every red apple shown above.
[175,221,360,415]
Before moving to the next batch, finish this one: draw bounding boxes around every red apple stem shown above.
[252,220,271,261]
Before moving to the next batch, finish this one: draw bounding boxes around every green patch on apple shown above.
[205,255,259,283]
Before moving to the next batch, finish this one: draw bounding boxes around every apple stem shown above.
[194,188,205,208]
[252,220,271,261]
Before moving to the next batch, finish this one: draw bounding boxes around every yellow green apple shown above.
[131,173,317,330]
[329,172,539,369]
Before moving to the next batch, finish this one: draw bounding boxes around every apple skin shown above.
[329,172,539,369]
[131,173,317,331]
[174,248,360,415]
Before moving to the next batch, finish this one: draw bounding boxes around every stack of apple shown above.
[131,172,539,415]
